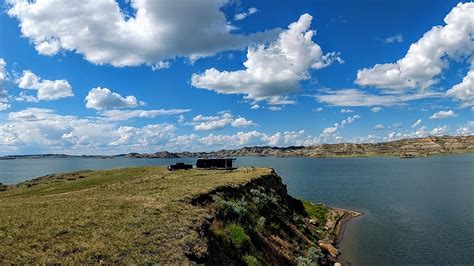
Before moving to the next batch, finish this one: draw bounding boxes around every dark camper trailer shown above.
[167,163,193,171]
[196,158,236,170]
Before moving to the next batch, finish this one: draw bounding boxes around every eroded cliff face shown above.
[397,136,474,155]
[128,135,474,158]
[304,135,474,157]
[1,167,353,264]
[184,171,349,265]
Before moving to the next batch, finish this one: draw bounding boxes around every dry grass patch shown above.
[0,166,272,263]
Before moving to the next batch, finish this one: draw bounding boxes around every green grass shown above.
[303,201,329,224]
[227,223,248,248]
[242,254,261,266]
[215,222,249,249]
[0,166,272,263]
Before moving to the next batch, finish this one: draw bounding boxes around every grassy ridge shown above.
[0,167,271,263]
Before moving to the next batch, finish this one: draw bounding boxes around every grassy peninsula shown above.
[0,167,357,264]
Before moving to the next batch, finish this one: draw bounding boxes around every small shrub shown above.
[250,188,280,211]
[242,255,261,266]
[256,216,266,232]
[307,246,324,263]
[296,246,324,265]
[295,256,312,266]
[216,198,248,222]
[0,183,7,192]
[227,223,248,248]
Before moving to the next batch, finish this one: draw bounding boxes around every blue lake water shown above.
[1,154,473,264]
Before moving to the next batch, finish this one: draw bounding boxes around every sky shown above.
[0,0,473,155]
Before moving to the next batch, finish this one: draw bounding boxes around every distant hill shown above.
[127,135,474,158]
[2,135,473,160]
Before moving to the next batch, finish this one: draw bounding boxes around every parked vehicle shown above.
[167,163,193,171]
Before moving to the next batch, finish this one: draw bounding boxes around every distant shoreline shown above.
[1,151,473,161]
[1,135,473,160]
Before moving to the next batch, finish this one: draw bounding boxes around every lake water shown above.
[1,154,473,264]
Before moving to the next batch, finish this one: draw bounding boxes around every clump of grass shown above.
[227,223,248,248]
[242,254,261,266]
[215,222,249,248]
[303,201,329,224]
[0,183,7,192]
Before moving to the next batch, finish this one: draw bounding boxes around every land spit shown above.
[0,167,360,264]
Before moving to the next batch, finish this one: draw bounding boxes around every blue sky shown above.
[0,0,472,155]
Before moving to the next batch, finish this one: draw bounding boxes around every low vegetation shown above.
[0,166,342,264]
[207,184,332,265]
[0,167,271,263]
[295,246,325,265]
[303,201,329,224]
[242,254,261,266]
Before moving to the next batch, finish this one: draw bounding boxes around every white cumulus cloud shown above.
[447,68,474,107]
[356,3,474,91]
[315,88,440,107]
[371,106,382,112]
[429,110,456,119]
[16,70,73,101]
[340,108,354,113]
[0,59,9,111]
[268,106,282,111]
[98,109,191,121]
[191,13,342,105]
[85,87,143,111]
[190,112,255,131]
[0,58,6,86]
[373,124,385,130]
[1,108,178,154]
[430,125,449,135]
[322,115,361,136]
[383,33,403,43]
[455,121,473,135]
[0,102,10,111]
[7,0,279,67]
[231,117,255,127]
[234,7,258,21]
[0,107,323,153]
[411,119,422,128]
